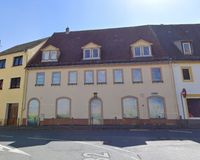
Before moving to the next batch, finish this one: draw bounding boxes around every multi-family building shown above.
[151,25,200,120]
[23,25,184,126]
[0,38,47,126]
[2,24,199,127]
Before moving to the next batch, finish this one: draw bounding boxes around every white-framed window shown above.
[52,72,61,85]
[132,68,142,83]
[68,71,77,85]
[56,98,71,118]
[42,50,58,62]
[85,71,94,84]
[148,96,165,118]
[83,48,100,60]
[36,72,45,86]
[113,69,123,83]
[182,42,192,55]
[97,70,106,84]
[122,97,138,118]
[132,46,152,57]
[151,67,162,82]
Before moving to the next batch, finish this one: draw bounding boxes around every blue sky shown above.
[0,0,200,50]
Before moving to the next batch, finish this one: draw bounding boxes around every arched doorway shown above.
[89,98,103,125]
[27,99,40,126]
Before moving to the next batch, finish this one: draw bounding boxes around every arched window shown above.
[28,99,40,126]
[148,96,165,118]
[56,98,71,118]
[122,97,138,118]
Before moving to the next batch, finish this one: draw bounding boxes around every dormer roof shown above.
[130,39,153,47]
[81,42,101,49]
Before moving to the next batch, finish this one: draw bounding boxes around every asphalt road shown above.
[0,127,200,160]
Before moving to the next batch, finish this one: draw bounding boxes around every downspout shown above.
[169,59,181,119]
[20,50,29,126]
[180,93,185,119]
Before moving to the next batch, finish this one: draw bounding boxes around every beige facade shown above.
[24,62,179,125]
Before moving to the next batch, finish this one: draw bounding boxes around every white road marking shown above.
[0,135,13,138]
[76,141,140,160]
[0,144,30,156]
[26,137,140,160]
[169,130,192,134]
[83,152,110,160]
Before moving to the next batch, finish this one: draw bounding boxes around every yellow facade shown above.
[0,41,45,126]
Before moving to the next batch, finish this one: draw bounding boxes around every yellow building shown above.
[0,38,47,126]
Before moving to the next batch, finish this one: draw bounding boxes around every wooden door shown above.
[7,104,18,126]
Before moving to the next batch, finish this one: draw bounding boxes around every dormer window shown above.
[130,39,152,58]
[41,45,60,62]
[182,42,192,55]
[42,50,58,62]
[133,46,151,57]
[82,42,101,60]
[83,48,100,60]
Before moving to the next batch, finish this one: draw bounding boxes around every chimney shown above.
[65,27,70,34]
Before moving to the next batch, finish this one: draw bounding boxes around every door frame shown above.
[89,97,103,125]
[6,103,19,126]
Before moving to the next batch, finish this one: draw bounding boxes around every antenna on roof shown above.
[65,27,70,34]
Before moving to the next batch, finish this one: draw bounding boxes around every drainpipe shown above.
[20,50,29,126]
[180,88,187,120]
[169,59,180,119]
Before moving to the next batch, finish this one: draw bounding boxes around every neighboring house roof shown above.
[151,24,200,60]
[0,37,48,55]
[27,24,200,68]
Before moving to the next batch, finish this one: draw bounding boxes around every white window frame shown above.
[83,48,100,60]
[113,69,123,84]
[132,68,143,83]
[132,46,152,57]
[182,42,192,55]
[36,72,45,86]
[42,50,58,62]
[52,72,61,85]
[68,71,77,85]
[84,70,94,84]
[97,70,106,84]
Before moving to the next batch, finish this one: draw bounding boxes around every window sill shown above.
[68,83,77,85]
[12,65,23,67]
[41,60,58,62]
[0,68,5,69]
[132,81,143,84]
[10,87,20,89]
[152,80,163,83]
[35,84,44,86]
[183,80,193,82]
[97,82,107,85]
[114,82,124,84]
[84,83,94,85]
[51,84,60,86]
